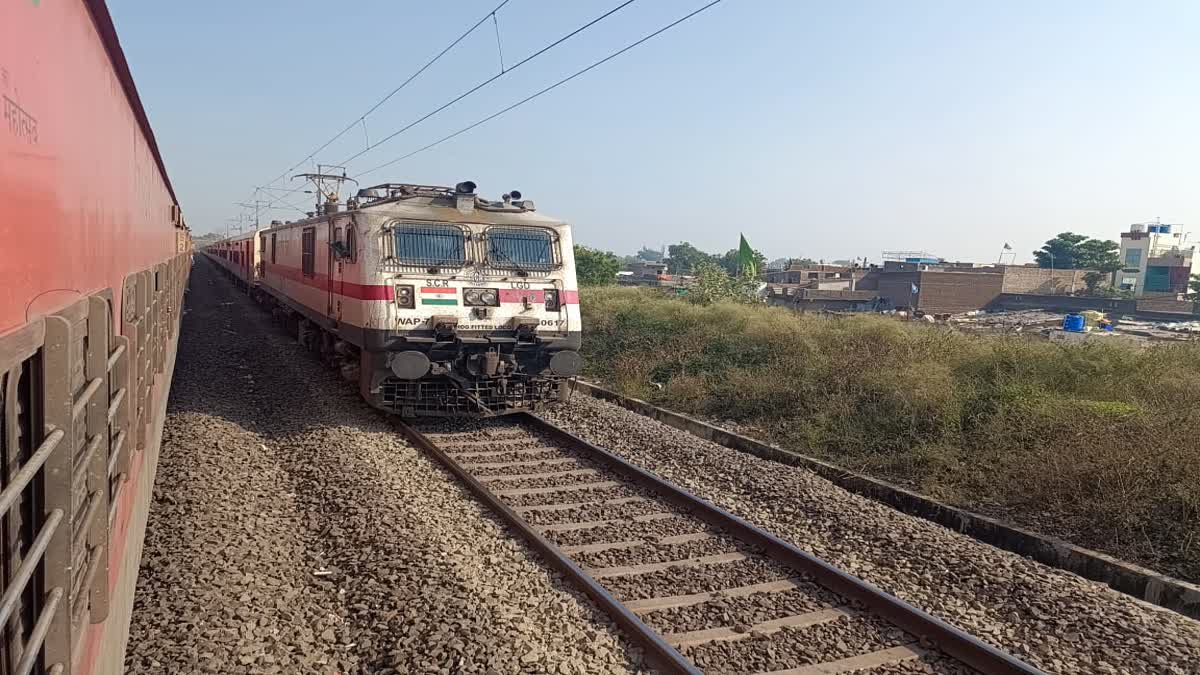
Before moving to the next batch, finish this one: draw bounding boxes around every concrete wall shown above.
[1000,267,1091,294]
[992,293,1199,320]
[874,269,1008,313]
[914,270,1005,313]
[875,270,920,309]
[855,266,1192,315]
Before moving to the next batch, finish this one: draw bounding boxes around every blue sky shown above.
[110,0,1200,263]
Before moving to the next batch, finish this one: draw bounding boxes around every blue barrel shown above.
[1063,314,1086,332]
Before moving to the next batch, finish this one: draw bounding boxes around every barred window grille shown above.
[391,224,467,267]
[486,227,557,272]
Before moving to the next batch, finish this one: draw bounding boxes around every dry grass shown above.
[580,287,1200,581]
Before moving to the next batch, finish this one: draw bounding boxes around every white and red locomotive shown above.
[205,181,583,416]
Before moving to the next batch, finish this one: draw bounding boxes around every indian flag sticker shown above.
[421,287,458,306]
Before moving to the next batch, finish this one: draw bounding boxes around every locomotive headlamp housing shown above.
[463,287,499,307]
[544,289,560,311]
[395,284,415,309]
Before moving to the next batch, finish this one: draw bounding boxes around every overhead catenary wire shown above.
[332,0,639,169]
[251,0,641,218]
[232,0,516,220]
[355,0,726,179]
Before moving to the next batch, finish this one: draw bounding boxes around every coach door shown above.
[327,220,343,320]
[257,233,267,279]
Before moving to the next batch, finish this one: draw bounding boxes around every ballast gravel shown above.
[639,585,841,634]
[603,556,791,602]
[685,615,909,674]
[545,515,703,547]
[125,260,647,674]
[572,536,741,569]
[502,483,643,508]
[543,395,1200,674]
[520,499,678,527]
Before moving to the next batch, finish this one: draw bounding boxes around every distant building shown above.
[859,262,1094,314]
[882,250,944,265]
[1117,222,1198,297]
[618,261,668,285]
[765,286,883,312]
[761,262,860,285]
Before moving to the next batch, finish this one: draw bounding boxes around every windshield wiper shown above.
[489,245,530,276]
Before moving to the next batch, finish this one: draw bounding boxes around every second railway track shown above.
[402,415,1048,675]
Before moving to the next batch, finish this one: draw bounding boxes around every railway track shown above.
[401,415,1048,675]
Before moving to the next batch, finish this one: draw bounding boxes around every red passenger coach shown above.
[1,2,189,675]
[208,231,262,289]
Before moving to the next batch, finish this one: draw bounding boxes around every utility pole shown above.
[235,200,267,229]
[225,215,250,238]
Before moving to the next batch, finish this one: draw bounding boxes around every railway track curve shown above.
[399,415,1048,675]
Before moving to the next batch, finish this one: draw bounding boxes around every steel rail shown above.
[400,413,1047,675]
[395,421,701,675]
[519,412,1048,675]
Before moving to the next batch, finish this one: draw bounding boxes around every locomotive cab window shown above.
[302,227,316,276]
[390,223,466,267]
[271,233,277,263]
[486,226,556,271]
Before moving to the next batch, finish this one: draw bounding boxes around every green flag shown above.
[737,233,758,277]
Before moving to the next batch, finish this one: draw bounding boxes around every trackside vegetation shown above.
[578,286,1200,582]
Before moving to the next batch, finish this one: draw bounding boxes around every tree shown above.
[636,247,664,262]
[1033,232,1088,269]
[574,245,621,286]
[1076,238,1121,272]
[690,260,762,305]
[766,257,790,271]
[716,247,767,277]
[1190,274,1200,295]
[1034,233,1120,271]
[664,242,716,275]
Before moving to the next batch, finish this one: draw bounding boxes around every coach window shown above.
[271,233,277,264]
[302,227,316,276]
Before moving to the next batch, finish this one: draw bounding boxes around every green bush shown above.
[579,286,1200,580]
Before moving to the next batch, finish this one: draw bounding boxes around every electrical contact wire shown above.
[232,0,515,219]
[355,0,726,179]
[332,0,639,169]
[249,0,640,217]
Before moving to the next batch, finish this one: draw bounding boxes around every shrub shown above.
[578,286,1200,580]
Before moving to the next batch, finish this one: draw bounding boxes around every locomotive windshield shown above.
[487,227,555,271]
[393,223,466,266]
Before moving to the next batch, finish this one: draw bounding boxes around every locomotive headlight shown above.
[463,288,499,307]
[396,284,414,309]
[544,289,560,311]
